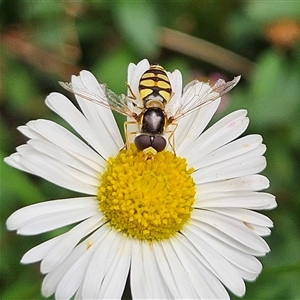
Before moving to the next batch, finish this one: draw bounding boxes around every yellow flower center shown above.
[97,144,196,241]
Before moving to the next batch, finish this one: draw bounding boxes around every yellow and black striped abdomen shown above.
[139,65,172,104]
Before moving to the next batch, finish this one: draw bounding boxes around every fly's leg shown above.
[126,83,137,100]
[126,83,144,110]
[165,122,178,155]
[123,120,139,150]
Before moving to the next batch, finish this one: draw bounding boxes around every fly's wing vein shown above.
[171,76,241,121]
[59,81,138,118]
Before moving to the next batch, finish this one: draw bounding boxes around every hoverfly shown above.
[60,64,240,157]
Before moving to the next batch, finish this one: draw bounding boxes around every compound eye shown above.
[134,135,166,153]
[135,135,151,151]
[151,136,166,152]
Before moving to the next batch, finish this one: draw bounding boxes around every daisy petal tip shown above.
[16,125,26,134]
[71,74,79,81]
[41,282,54,299]
[128,61,136,68]
[137,58,150,67]
[235,74,242,83]
[269,198,277,210]
[135,59,150,74]
[239,108,248,117]
[6,213,19,231]
[20,252,34,264]
[3,156,13,166]
[232,282,246,298]
[45,94,53,105]
[79,69,91,77]
[6,222,15,232]
[171,69,183,85]
[45,92,64,108]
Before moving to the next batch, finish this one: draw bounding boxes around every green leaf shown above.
[3,59,47,118]
[91,47,134,94]
[247,49,300,127]
[112,0,159,56]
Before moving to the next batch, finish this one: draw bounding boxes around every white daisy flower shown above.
[5,59,276,300]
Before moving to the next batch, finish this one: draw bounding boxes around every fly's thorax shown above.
[140,107,166,135]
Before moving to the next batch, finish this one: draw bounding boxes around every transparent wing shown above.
[170,75,241,121]
[59,81,138,119]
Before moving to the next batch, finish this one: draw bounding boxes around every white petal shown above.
[16,144,99,192]
[172,80,219,148]
[55,246,93,300]
[81,229,117,299]
[176,100,221,154]
[98,235,131,299]
[27,139,102,176]
[131,241,173,299]
[151,241,182,299]
[127,62,136,85]
[4,153,30,173]
[21,235,63,264]
[26,119,103,165]
[131,240,150,299]
[192,154,266,184]
[186,109,248,161]
[191,210,270,255]
[18,124,43,139]
[192,134,264,169]
[235,266,260,281]
[171,234,231,299]
[141,241,173,299]
[191,219,259,256]
[42,223,110,298]
[177,80,214,113]
[207,207,274,227]
[181,226,245,296]
[168,69,182,106]
[17,207,98,235]
[72,71,123,157]
[157,240,199,298]
[195,191,277,210]
[54,226,114,300]
[127,59,150,100]
[41,214,103,273]
[46,92,121,160]
[184,223,262,278]
[7,197,96,231]
[21,143,99,187]
[20,152,97,194]
[250,224,271,236]
[198,174,270,194]
[74,285,83,300]
[42,240,87,297]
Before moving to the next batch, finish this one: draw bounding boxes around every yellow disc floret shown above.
[97,144,196,241]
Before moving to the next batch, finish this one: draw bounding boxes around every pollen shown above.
[97,144,196,242]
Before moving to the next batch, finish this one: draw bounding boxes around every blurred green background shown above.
[1,1,300,299]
